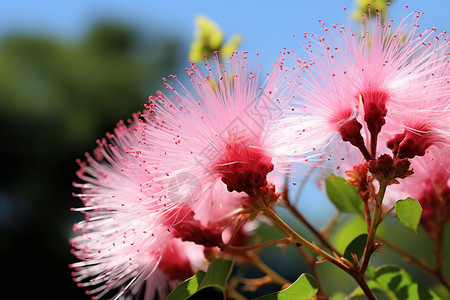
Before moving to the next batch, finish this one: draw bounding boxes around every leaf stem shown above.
[225,238,291,252]
[363,200,372,232]
[258,199,344,268]
[380,204,395,220]
[360,180,388,274]
[283,194,340,255]
[256,192,377,299]
[349,270,378,300]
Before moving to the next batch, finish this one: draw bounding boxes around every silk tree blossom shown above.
[137,52,320,221]
[70,113,208,300]
[384,49,450,159]
[292,5,450,161]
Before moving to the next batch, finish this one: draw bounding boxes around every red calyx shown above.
[387,129,433,159]
[216,141,274,195]
[165,207,223,247]
[362,91,388,139]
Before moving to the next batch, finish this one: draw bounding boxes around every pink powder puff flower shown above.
[293,5,449,161]
[70,113,208,300]
[384,49,450,159]
[138,52,319,219]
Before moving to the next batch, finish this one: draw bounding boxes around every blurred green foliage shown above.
[189,15,241,62]
[0,22,181,299]
[0,23,179,147]
[352,0,392,20]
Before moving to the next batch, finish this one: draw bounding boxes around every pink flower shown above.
[384,48,450,158]
[293,6,449,160]
[138,52,318,216]
[70,113,207,300]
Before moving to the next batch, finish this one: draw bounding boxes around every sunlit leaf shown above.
[350,265,441,299]
[254,273,318,300]
[167,258,234,300]
[197,258,234,290]
[365,265,376,279]
[166,271,206,300]
[325,175,364,215]
[332,216,367,253]
[395,197,422,233]
[332,215,387,254]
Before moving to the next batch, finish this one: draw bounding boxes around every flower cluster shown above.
[291,7,449,253]
[70,114,209,300]
[71,5,449,300]
[71,52,320,299]
[294,6,449,161]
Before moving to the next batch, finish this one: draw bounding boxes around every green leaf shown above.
[431,283,450,300]
[365,265,376,280]
[350,265,441,300]
[325,175,363,215]
[166,271,206,300]
[395,197,422,233]
[197,258,234,290]
[332,215,367,253]
[166,258,234,300]
[331,291,347,300]
[343,234,367,264]
[254,273,318,300]
[373,265,441,300]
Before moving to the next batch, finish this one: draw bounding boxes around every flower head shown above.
[138,52,318,216]
[70,113,207,300]
[293,6,450,160]
[384,50,450,158]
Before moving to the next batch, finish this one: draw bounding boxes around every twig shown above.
[257,197,377,300]
[283,198,340,255]
[380,205,395,221]
[360,180,387,273]
[226,238,292,253]
[283,177,340,255]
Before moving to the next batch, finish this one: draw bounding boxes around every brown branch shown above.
[259,198,377,299]
[284,198,340,255]
[225,238,292,253]
[360,180,387,274]
[282,186,341,256]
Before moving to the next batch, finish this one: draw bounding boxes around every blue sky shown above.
[0,0,448,225]
[1,0,448,71]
